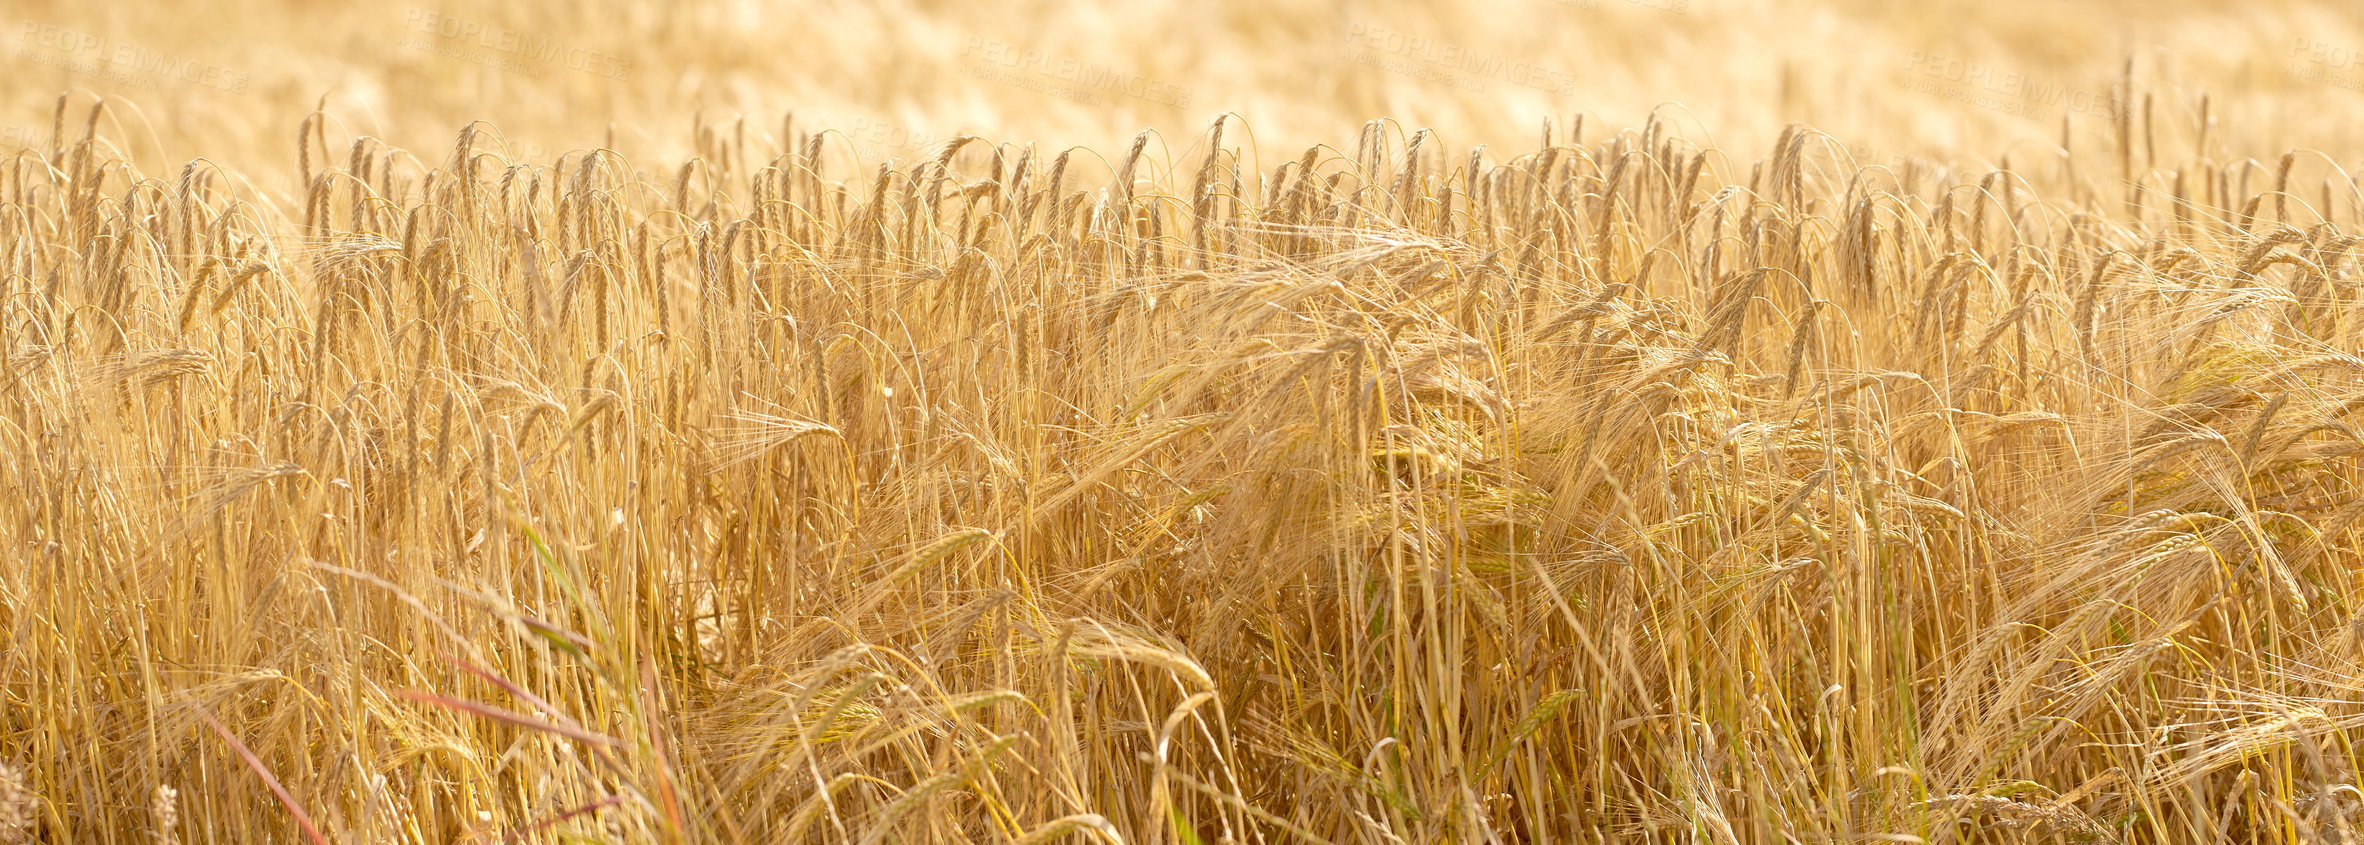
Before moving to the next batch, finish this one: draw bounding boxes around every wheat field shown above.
[7,1,2364,842]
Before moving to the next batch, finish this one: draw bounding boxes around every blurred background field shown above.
[8,0,2364,183]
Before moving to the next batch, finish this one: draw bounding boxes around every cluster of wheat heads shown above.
[3,94,2364,843]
